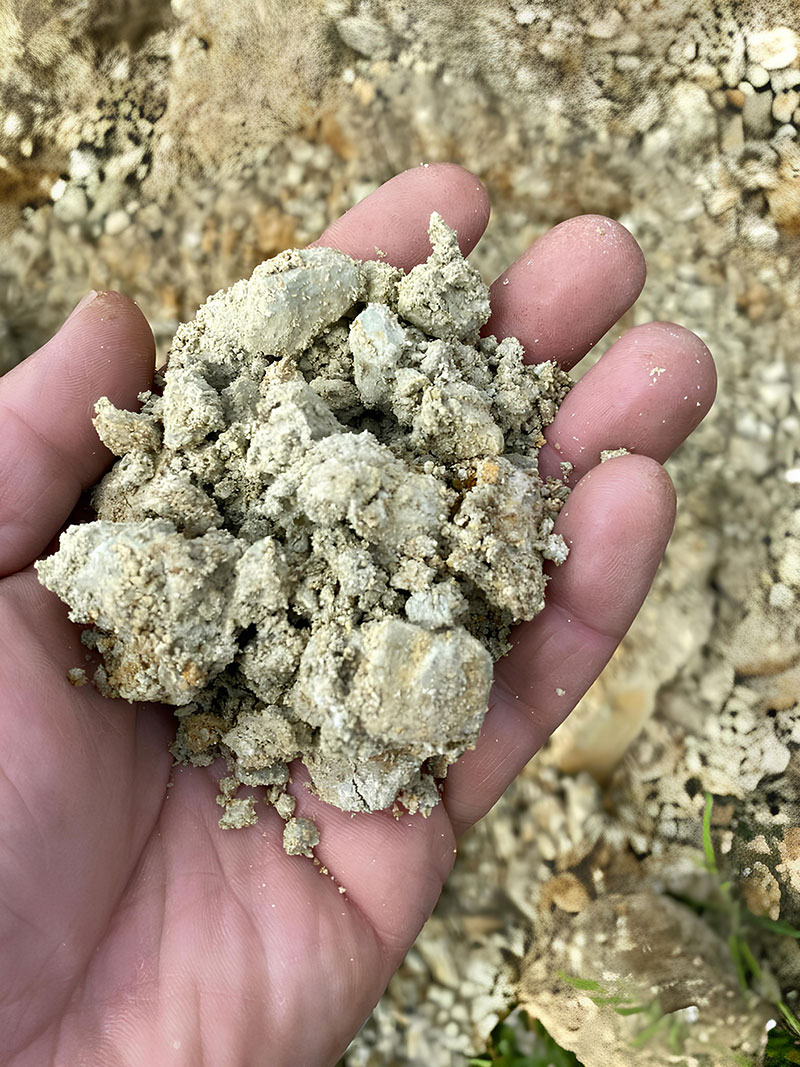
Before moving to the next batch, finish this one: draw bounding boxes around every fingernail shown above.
[65,290,99,325]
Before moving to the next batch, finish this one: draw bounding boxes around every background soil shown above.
[2,2,800,1063]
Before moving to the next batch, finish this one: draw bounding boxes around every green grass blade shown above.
[667,1016,684,1053]
[557,972,603,992]
[728,933,748,991]
[630,1014,667,1049]
[746,913,800,939]
[738,939,762,982]
[778,1001,800,1036]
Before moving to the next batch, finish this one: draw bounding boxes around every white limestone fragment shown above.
[349,619,492,756]
[162,364,226,449]
[350,302,412,406]
[36,520,243,704]
[170,246,365,372]
[747,27,799,71]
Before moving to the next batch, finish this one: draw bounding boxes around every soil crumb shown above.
[599,447,630,462]
[36,213,571,849]
[283,816,321,858]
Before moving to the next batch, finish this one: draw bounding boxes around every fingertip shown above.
[560,453,675,540]
[68,289,155,359]
[644,320,718,413]
[485,212,646,368]
[313,162,490,269]
[560,214,647,297]
[541,319,717,482]
[58,290,156,405]
[414,162,491,251]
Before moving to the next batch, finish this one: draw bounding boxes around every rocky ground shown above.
[2,2,800,1064]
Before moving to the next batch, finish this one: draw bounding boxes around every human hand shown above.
[0,164,715,1066]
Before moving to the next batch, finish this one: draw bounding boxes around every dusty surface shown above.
[4,1,800,1063]
[36,213,570,828]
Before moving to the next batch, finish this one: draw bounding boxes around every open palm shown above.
[0,165,715,1067]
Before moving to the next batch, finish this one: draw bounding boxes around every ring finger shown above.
[485,215,716,471]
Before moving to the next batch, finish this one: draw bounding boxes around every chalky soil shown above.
[37,214,571,849]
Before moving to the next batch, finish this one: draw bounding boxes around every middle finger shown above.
[483,213,646,369]
[483,214,716,481]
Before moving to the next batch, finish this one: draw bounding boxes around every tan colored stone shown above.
[539,874,590,914]
[747,28,799,71]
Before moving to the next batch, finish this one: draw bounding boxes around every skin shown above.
[0,163,716,1067]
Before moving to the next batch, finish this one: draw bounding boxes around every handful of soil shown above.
[37,214,571,845]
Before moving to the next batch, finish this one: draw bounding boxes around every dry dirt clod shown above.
[35,212,571,853]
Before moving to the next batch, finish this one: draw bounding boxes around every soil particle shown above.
[283,816,321,857]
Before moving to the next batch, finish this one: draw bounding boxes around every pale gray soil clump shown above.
[36,213,571,840]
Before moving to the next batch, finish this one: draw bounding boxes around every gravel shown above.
[2,3,800,1064]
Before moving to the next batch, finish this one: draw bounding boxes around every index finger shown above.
[312,162,490,268]
[0,292,155,577]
